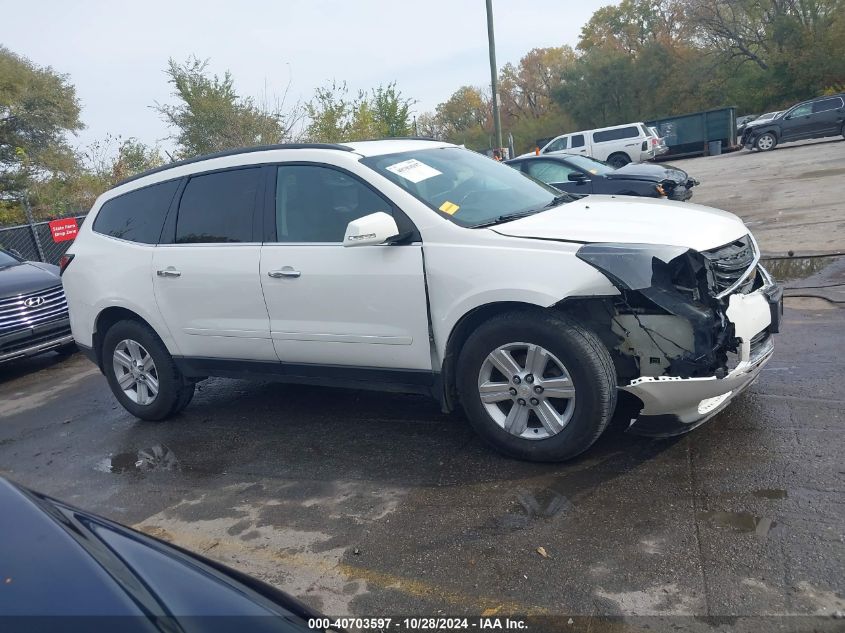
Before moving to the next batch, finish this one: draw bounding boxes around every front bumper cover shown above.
[622,274,781,437]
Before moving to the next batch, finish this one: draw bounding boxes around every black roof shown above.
[115,143,355,187]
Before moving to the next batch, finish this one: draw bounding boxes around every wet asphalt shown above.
[2,267,844,630]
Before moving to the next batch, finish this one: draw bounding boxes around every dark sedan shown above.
[0,248,74,363]
[0,477,327,632]
[505,154,698,201]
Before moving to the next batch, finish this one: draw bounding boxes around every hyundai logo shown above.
[24,296,45,308]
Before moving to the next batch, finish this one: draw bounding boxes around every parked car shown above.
[0,247,75,363]
[0,477,326,631]
[63,139,781,462]
[530,123,657,167]
[647,126,669,156]
[742,94,845,151]
[505,154,698,201]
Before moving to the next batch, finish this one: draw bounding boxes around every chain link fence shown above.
[0,211,88,266]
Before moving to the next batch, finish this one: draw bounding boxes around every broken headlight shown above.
[576,243,690,290]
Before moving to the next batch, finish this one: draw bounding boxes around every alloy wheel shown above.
[112,339,160,405]
[477,342,576,440]
[757,134,774,150]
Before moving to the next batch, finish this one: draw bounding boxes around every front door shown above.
[780,103,814,141]
[259,164,432,371]
[522,160,591,194]
[152,166,275,361]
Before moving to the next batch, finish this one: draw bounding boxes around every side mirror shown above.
[343,212,399,247]
[568,172,588,182]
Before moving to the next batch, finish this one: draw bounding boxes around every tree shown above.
[498,47,577,122]
[433,86,490,142]
[155,57,299,158]
[0,46,82,216]
[305,81,414,142]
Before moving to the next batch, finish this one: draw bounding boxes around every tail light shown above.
[59,253,75,276]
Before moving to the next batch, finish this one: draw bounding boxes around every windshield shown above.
[561,154,616,175]
[361,147,567,227]
[0,249,22,268]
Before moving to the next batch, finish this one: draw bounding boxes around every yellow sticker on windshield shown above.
[439,201,460,215]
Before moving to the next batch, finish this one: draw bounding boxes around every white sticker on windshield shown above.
[385,159,442,183]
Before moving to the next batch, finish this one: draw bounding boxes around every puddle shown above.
[753,488,788,499]
[95,444,179,473]
[696,510,776,537]
[763,255,837,281]
[495,488,573,530]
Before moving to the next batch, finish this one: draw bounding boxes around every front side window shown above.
[525,160,579,183]
[788,104,812,118]
[362,147,565,227]
[570,134,585,148]
[561,155,615,175]
[175,168,260,244]
[593,126,639,143]
[274,165,392,242]
[93,179,180,244]
[545,137,568,152]
[812,97,843,114]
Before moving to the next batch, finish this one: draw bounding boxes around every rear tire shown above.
[102,320,194,421]
[755,132,777,151]
[456,311,617,462]
[607,153,631,168]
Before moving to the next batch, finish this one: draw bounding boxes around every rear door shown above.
[152,167,274,361]
[569,133,588,156]
[809,97,844,136]
[259,163,431,371]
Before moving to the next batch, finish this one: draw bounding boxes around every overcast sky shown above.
[4,0,615,151]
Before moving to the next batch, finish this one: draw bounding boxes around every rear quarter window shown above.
[593,126,640,143]
[812,97,844,113]
[92,179,181,244]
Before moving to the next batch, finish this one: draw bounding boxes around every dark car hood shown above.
[607,162,688,183]
[0,261,61,300]
[0,477,321,627]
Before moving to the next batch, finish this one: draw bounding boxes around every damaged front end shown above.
[573,236,782,436]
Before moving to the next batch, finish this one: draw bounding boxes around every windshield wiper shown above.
[471,211,540,228]
[543,193,574,208]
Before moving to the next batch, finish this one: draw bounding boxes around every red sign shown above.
[49,218,79,243]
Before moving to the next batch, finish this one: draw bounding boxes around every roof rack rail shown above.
[114,143,354,187]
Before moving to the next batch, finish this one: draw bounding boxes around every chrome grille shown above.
[0,285,69,335]
[703,235,758,297]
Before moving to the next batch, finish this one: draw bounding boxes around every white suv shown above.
[538,123,656,167]
[62,139,782,461]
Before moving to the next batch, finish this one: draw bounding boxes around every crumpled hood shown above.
[493,195,748,252]
[608,162,688,183]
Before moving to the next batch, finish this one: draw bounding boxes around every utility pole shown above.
[486,0,503,154]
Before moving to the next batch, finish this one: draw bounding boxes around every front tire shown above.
[755,132,777,151]
[457,311,617,462]
[607,153,631,168]
[102,320,194,421]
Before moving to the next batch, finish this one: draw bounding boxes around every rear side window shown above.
[175,168,260,244]
[812,97,844,113]
[593,126,640,143]
[93,180,180,244]
[570,134,585,148]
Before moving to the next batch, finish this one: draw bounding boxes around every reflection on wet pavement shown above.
[696,510,776,537]
[95,444,179,473]
[764,255,838,282]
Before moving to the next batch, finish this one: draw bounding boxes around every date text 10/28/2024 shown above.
[308,618,529,630]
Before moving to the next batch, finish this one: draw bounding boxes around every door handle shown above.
[156,268,181,278]
[268,267,301,279]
